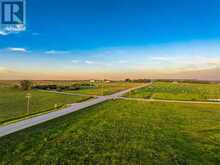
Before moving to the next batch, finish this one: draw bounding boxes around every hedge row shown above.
[32,83,96,91]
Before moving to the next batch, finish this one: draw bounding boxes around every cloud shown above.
[3,40,220,80]
[0,31,7,36]
[8,47,27,52]
[82,60,114,67]
[45,50,70,54]
[85,60,96,64]
[45,50,57,54]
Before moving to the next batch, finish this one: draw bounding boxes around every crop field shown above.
[0,86,91,123]
[126,82,220,101]
[0,100,219,164]
[65,82,142,96]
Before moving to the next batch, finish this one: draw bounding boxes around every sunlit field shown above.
[0,86,91,123]
[0,100,219,164]
[126,82,220,101]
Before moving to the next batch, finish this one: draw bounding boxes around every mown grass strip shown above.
[0,104,65,125]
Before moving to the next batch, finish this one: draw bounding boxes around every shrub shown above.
[20,80,33,91]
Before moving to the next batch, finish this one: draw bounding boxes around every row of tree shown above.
[33,83,95,91]
[18,80,96,91]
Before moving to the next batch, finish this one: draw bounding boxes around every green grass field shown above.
[65,82,142,96]
[0,86,91,123]
[0,100,219,164]
[126,82,220,101]
[0,81,141,123]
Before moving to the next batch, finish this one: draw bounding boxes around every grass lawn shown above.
[0,86,91,123]
[0,100,220,164]
[126,82,220,101]
[65,82,143,96]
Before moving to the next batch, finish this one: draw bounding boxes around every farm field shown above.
[0,86,91,123]
[126,82,220,101]
[0,100,220,164]
[65,82,143,96]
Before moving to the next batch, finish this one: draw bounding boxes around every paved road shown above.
[0,84,148,138]
[120,97,220,105]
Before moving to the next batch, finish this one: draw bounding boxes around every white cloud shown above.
[45,50,70,54]
[0,31,7,36]
[45,50,57,54]
[83,60,113,67]
[8,47,27,52]
[85,60,96,64]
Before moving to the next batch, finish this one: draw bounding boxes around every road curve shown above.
[0,84,148,138]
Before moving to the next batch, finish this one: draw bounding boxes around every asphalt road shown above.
[0,84,147,138]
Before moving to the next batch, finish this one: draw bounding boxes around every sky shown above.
[1,0,220,80]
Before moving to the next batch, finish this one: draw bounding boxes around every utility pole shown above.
[102,79,104,96]
[26,93,31,115]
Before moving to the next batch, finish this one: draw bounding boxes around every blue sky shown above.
[1,0,220,80]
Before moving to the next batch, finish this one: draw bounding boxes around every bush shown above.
[20,80,33,91]
[32,85,57,90]
[13,84,20,89]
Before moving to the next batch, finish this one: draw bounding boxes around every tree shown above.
[125,78,131,82]
[20,80,33,91]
